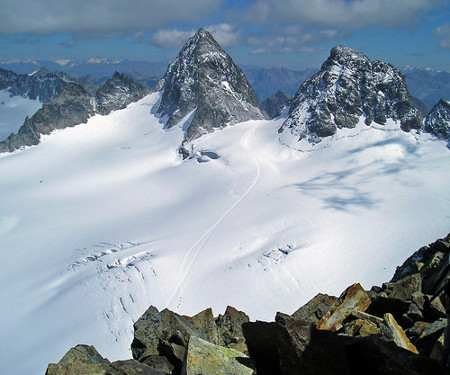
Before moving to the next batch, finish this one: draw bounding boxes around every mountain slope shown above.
[0,90,449,375]
[156,28,266,141]
[0,72,148,152]
[280,46,422,145]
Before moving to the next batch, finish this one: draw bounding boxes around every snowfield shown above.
[0,89,42,140]
[1,92,450,375]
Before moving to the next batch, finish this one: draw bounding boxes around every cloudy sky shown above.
[1,0,449,71]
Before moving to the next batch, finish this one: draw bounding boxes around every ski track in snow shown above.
[167,124,262,309]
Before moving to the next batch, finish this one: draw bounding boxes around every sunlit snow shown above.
[0,89,42,140]
[1,92,450,375]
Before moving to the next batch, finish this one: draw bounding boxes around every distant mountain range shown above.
[2,59,448,107]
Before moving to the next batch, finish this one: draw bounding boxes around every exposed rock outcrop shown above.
[0,72,148,153]
[424,99,450,142]
[0,83,95,152]
[279,45,423,143]
[96,72,149,115]
[259,90,291,118]
[156,28,266,141]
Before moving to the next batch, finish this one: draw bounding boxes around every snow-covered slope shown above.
[0,89,42,139]
[0,91,449,375]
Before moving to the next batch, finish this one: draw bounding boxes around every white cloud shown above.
[250,48,269,55]
[205,24,241,48]
[0,0,221,35]
[249,0,444,29]
[150,24,241,49]
[247,29,342,49]
[150,29,195,49]
[434,23,450,50]
[299,46,325,53]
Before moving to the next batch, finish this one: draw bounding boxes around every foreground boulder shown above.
[46,345,111,375]
[181,336,253,375]
[131,306,249,374]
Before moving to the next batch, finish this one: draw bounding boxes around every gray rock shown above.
[216,306,250,353]
[277,293,339,325]
[110,359,169,375]
[45,345,111,375]
[280,45,423,143]
[95,72,149,115]
[156,28,266,141]
[181,336,253,375]
[0,82,95,152]
[260,90,291,118]
[0,67,18,90]
[424,99,450,142]
[0,72,147,153]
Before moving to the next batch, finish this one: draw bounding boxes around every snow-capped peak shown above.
[280,45,423,144]
[156,28,266,141]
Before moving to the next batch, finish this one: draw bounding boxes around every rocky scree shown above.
[47,233,450,374]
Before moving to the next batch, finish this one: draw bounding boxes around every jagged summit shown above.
[95,71,149,115]
[424,99,450,142]
[260,90,291,118]
[156,28,265,141]
[279,45,423,143]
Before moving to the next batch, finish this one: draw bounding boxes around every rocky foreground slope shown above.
[46,233,449,374]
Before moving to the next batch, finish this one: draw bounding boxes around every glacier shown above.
[0,92,450,375]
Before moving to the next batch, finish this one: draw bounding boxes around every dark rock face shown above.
[131,305,249,374]
[424,99,450,141]
[259,90,291,118]
[0,68,19,90]
[96,72,149,115]
[0,72,148,153]
[9,68,68,102]
[156,28,265,141]
[280,45,423,142]
[411,96,432,116]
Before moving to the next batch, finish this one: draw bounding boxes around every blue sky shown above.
[0,0,449,71]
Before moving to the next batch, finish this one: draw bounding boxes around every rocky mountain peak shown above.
[156,28,265,141]
[30,67,51,78]
[0,67,18,90]
[424,98,450,142]
[95,71,149,115]
[280,46,423,143]
[260,90,291,118]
